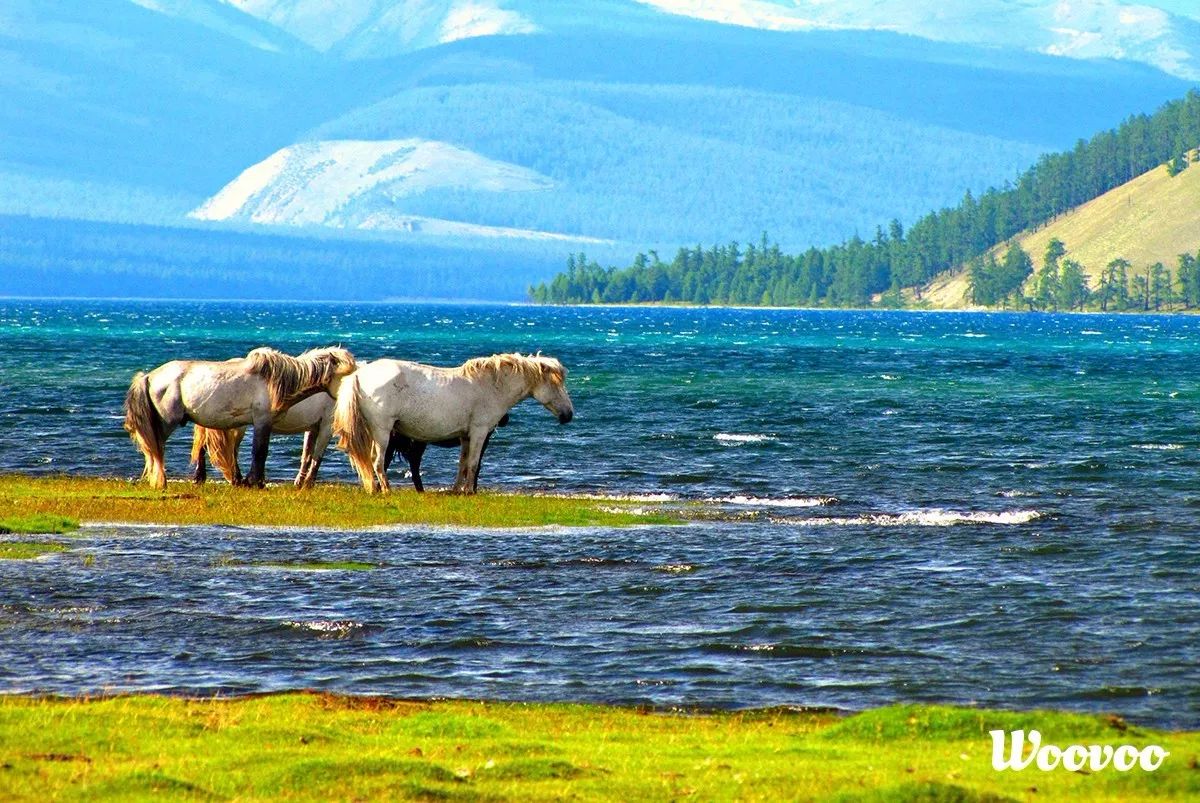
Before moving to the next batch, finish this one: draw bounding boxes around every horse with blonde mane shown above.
[123,346,356,489]
[189,393,337,488]
[333,353,573,493]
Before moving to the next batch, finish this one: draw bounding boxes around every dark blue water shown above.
[1,301,1198,726]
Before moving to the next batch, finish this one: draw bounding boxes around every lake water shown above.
[1,301,1198,726]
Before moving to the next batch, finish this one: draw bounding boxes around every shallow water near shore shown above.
[1,300,1198,726]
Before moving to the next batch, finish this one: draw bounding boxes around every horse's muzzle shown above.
[558,410,574,424]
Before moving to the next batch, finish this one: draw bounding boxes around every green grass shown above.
[0,695,1195,801]
[0,513,78,558]
[0,475,682,530]
[0,541,68,560]
[0,513,79,534]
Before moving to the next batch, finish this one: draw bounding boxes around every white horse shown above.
[333,353,573,493]
[189,393,336,488]
[123,346,356,489]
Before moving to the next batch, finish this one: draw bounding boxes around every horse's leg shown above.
[367,423,391,493]
[192,435,208,485]
[406,441,428,492]
[231,429,246,485]
[299,419,333,489]
[454,431,488,494]
[453,438,470,492]
[150,389,185,490]
[383,432,401,472]
[472,430,495,493]
[295,427,315,488]
[244,420,273,488]
[372,442,389,493]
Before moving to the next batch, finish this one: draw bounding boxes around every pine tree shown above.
[1057,259,1089,310]
[1034,238,1066,310]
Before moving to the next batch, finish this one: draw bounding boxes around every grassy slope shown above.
[0,694,1195,801]
[0,476,678,530]
[923,150,1200,309]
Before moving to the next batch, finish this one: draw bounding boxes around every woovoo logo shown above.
[991,729,1169,772]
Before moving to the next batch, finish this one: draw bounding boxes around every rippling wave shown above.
[786,508,1043,527]
[1,301,1198,727]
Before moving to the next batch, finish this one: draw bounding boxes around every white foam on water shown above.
[1080,330,1103,335]
[1131,443,1185,451]
[714,433,778,444]
[787,508,1042,527]
[716,495,838,508]
[575,493,678,502]
[284,620,363,635]
[655,563,698,574]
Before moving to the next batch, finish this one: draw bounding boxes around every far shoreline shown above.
[3,296,1198,314]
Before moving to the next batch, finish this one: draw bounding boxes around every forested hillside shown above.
[529,90,1200,308]
[925,144,1200,311]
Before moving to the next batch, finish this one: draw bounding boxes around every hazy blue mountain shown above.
[0,0,1195,299]
[217,26,1193,248]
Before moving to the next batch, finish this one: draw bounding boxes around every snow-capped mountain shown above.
[635,0,1200,79]
[213,0,539,56]
[191,138,553,228]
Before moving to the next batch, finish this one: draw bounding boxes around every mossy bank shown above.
[0,694,1196,801]
[0,475,681,531]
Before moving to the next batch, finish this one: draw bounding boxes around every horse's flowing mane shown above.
[460,353,565,388]
[246,346,356,412]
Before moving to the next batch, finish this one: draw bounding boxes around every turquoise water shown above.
[1,300,1198,725]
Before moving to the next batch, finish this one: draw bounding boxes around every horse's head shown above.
[302,346,357,394]
[528,356,574,425]
[324,346,358,378]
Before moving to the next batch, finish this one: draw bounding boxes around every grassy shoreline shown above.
[0,475,682,531]
[0,693,1195,801]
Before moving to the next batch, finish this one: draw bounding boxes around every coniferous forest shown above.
[530,90,1200,309]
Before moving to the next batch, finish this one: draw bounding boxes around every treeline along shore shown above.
[530,90,1200,310]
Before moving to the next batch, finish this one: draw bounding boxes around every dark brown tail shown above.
[123,372,166,489]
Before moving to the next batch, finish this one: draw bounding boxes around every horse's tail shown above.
[191,426,242,484]
[332,373,377,490]
[123,372,166,489]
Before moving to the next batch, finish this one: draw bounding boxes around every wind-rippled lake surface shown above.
[1,301,1198,726]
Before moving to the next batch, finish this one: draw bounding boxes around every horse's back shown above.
[355,359,475,441]
[173,358,270,427]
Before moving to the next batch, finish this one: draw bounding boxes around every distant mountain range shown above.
[1,1,1197,299]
